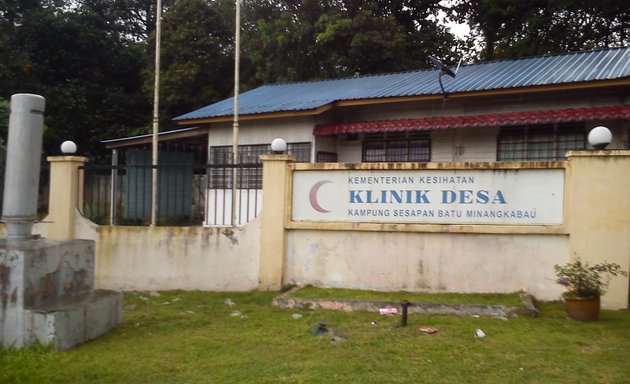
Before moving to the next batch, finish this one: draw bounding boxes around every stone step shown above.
[28,289,122,350]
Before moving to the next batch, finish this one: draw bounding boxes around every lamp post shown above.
[231,0,241,227]
[151,0,163,227]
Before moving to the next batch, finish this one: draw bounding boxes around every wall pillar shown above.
[259,154,294,290]
[45,156,88,241]
[566,150,630,309]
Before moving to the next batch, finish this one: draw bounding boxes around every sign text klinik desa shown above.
[291,170,564,225]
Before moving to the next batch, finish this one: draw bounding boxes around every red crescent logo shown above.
[309,180,332,213]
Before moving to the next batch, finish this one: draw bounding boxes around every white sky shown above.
[447,21,470,39]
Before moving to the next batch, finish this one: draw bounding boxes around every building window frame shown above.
[497,123,585,161]
[316,151,338,163]
[361,132,431,163]
[208,142,311,189]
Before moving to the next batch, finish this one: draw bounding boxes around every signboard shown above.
[291,169,564,225]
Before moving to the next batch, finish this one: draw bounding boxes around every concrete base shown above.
[1,238,122,349]
[29,290,122,349]
[273,286,540,318]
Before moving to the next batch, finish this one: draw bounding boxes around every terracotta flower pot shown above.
[563,295,600,322]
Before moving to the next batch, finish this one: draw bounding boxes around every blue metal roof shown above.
[174,46,630,122]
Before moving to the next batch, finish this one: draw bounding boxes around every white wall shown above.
[285,230,568,300]
[74,214,261,292]
[431,127,500,162]
[208,117,316,147]
[336,138,362,163]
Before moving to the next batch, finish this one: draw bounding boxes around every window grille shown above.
[287,143,311,161]
[316,151,338,162]
[362,132,431,162]
[209,142,311,188]
[497,123,585,161]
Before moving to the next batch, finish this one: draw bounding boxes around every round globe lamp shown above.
[587,126,612,150]
[60,140,78,154]
[271,138,287,154]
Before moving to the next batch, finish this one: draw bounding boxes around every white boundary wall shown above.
[74,215,261,292]
[5,151,626,309]
[285,230,568,301]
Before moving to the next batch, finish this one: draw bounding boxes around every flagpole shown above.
[151,0,162,226]
[231,0,241,226]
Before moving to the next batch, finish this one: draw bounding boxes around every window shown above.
[362,132,431,162]
[497,123,585,161]
[286,143,311,162]
[209,142,311,188]
[316,151,338,162]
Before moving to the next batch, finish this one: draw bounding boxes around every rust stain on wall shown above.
[221,228,238,245]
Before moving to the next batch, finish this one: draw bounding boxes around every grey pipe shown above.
[1,94,46,239]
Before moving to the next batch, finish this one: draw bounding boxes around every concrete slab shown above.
[29,290,123,349]
[1,239,122,349]
[273,286,539,318]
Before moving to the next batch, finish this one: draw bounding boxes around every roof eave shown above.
[174,104,335,126]
[104,126,210,149]
[174,78,630,126]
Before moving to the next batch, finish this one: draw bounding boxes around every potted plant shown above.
[554,258,627,321]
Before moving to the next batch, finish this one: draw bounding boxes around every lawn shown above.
[2,290,630,383]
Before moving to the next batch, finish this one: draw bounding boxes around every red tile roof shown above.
[313,105,630,135]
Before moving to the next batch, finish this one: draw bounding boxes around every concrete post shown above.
[1,94,46,239]
[566,150,630,309]
[45,156,88,241]
[259,154,294,290]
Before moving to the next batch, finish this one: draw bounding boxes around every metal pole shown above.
[231,0,241,226]
[400,300,411,327]
[110,149,118,226]
[151,0,162,226]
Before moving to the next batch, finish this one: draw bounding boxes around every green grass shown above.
[291,286,525,307]
[2,290,630,383]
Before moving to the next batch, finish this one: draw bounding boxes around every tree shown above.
[245,0,459,84]
[245,0,334,83]
[315,10,408,77]
[3,5,150,160]
[0,97,8,148]
[80,0,177,43]
[455,0,630,60]
[155,0,235,121]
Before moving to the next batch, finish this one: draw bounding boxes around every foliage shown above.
[153,0,234,120]
[3,291,630,383]
[0,97,8,145]
[554,258,627,298]
[1,3,151,161]
[455,0,630,60]
[80,0,177,43]
[245,0,458,83]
